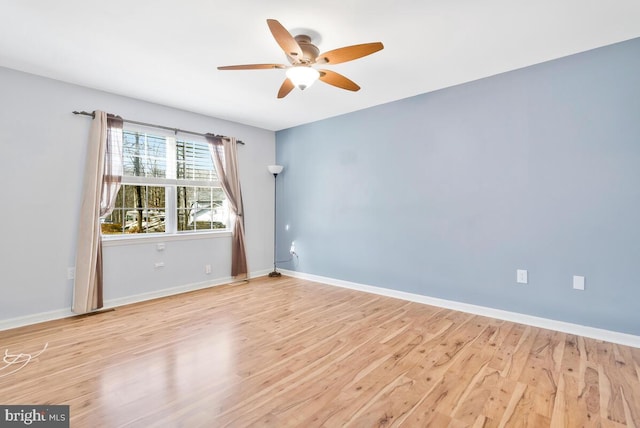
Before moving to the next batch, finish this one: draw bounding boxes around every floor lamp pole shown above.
[267,165,283,277]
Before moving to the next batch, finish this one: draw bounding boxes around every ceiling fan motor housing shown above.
[292,35,320,64]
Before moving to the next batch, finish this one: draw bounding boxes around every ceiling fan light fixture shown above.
[286,66,320,90]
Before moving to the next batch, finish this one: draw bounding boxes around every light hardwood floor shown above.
[1,276,639,427]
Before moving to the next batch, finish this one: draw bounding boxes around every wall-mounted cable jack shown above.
[289,242,299,265]
[276,241,299,266]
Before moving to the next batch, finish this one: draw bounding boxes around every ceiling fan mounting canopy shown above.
[217,19,384,98]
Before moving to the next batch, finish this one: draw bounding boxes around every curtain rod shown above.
[72,111,244,145]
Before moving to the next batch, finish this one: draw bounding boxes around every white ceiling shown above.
[2,1,640,131]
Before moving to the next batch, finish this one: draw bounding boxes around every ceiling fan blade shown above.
[217,64,286,70]
[318,70,360,91]
[277,78,295,98]
[267,19,303,62]
[316,42,384,65]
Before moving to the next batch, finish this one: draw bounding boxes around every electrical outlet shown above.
[573,275,585,290]
[290,241,296,255]
[205,264,212,274]
[67,267,75,280]
[516,269,528,284]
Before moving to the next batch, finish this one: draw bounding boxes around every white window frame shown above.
[102,124,230,242]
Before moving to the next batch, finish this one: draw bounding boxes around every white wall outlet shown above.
[516,269,528,284]
[67,267,75,280]
[290,241,296,255]
[205,264,212,274]
[156,243,165,251]
[573,275,585,290]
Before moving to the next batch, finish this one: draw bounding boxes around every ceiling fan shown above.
[217,19,384,98]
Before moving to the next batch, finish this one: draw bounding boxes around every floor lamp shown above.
[268,164,284,277]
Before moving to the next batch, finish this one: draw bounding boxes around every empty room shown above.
[1,1,639,426]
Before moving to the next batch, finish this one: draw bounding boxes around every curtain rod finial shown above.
[73,110,96,118]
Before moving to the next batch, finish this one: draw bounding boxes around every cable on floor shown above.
[0,343,48,378]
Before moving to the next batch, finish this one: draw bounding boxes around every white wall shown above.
[0,67,275,326]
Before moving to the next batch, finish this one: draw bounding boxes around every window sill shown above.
[102,230,232,247]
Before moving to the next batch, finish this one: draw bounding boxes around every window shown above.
[101,129,228,236]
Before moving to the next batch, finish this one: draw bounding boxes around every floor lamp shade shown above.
[268,164,284,175]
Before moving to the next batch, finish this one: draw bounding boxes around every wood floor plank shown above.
[1,275,639,427]
[480,374,520,426]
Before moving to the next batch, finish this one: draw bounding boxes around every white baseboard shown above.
[250,268,273,279]
[0,269,271,332]
[0,308,76,333]
[102,277,234,310]
[280,269,640,349]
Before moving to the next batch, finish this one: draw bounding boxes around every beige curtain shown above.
[206,135,248,279]
[73,111,123,314]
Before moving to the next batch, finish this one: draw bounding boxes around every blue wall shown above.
[275,38,640,336]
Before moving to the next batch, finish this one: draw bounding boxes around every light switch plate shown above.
[573,275,585,290]
[516,269,528,284]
